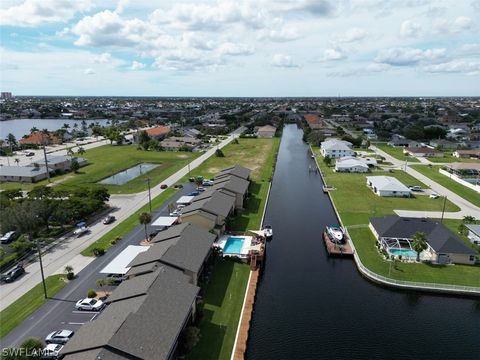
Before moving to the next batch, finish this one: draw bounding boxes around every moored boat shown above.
[263,225,273,239]
[326,225,345,244]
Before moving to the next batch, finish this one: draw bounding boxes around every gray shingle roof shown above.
[60,267,199,360]
[149,223,189,243]
[106,270,159,303]
[0,165,48,177]
[370,215,477,255]
[213,175,249,196]
[128,239,179,267]
[182,191,235,218]
[215,164,251,180]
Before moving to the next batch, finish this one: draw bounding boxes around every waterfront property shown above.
[366,176,411,197]
[320,138,354,159]
[369,215,478,265]
[60,267,198,360]
[335,157,369,173]
[214,235,253,258]
[212,174,250,209]
[256,125,277,138]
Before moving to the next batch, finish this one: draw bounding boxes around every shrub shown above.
[215,149,225,157]
[92,248,105,256]
[87,289,97,298]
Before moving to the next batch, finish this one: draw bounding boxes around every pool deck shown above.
[232,269,259,360]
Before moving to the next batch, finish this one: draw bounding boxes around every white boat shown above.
[263,225,273,238]
[326,225,344,244]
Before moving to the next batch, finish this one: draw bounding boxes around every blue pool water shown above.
[99,163,159,185]
[388,248,418,258]
[223,237,245,254]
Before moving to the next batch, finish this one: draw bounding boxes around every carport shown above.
[100,245,149,276]
[151,216,179,228]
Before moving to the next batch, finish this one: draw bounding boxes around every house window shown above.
[470,256,475,261]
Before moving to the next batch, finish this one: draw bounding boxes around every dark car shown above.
[188,191,200,196]
[25,152,35,157]
[160,184,168,189]
[3,266,25,283]
[103,215,116,224]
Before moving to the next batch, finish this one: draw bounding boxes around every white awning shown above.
[100,245,149,275]
[176,195,195,205]
[151,216,178,227]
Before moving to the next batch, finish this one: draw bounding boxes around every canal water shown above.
[246,124,480,360]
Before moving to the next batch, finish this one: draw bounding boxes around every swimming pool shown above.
[223,237,245,255]
[388,248,418,258]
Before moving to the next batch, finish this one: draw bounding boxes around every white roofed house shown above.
[320,139,354,159]
[0,165,49,183]
[366,176,411,197]
[335,157,369,173]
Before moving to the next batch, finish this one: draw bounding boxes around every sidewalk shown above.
[0,129,244,311]
[371,145,480,219]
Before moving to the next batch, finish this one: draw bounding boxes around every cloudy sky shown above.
[1,0,479,96]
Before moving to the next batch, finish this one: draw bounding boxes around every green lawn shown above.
[314,148,459,226]
[0,275,67,338]
[349,227,480,287]
[426,153,480,163]
[375,143,419,163]
[81,187,178,256]
[188,259,250,360]
[1,145,200,194]
[410,165,480,208]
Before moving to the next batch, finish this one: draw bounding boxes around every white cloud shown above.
[0,0,92,27]
[458,43,480,56]
[218,42,254,56]
[84,68,95,75]
[259,26,301,42]
[271,54,299,68]
[376,47,447,66]
[434,16,473,34]
[92,52,112,64]
[423,60,480,75]
[322,47,347,61]
[400,20,421,38]
[153,49,223,71]
[328,62,391,77]
[334,27,367,43]
[130,61,146,70]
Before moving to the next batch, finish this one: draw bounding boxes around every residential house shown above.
[453,150,480,159]
[127,223,216,285]
[466,224,480,245]
[0,165,48,183]
[369,215,478,265]
[304,114,324,129]
[60,267,199,360]
[366,176,411,197]
[212,174,250,208]
[40,155,88,171]
[335,157,369,173]
[429,139,459,150]
[19,131,61,146]
[388,134,420,148]
[403,147,444,158]
[215,164,251,181]
[134,126,171,143]
[256,125,277,138]
[320,139,354,159]
[180,190,236,232]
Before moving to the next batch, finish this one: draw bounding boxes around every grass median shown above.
[374,143,419,163]
[81,187,177,256]
[0,275,66,338]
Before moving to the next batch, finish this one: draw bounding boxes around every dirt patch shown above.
[207,167,222,175]
[177,154,189,158]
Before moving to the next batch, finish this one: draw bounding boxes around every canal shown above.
[246,124,480,359]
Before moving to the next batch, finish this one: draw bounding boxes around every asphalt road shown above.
[0,182,195,348]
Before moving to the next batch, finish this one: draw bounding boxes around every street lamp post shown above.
[146,178,152,213]
[36,238,48,299]
[440,195,447,223]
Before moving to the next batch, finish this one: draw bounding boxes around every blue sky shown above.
[1,0,479,96]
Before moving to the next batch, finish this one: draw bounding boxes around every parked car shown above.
[73,227,89,237]
[75,298,105,311]
[430,193,439,199]
[169,209,182,217]
[160,184,168,189]
[103,215,116,224]
[45,330,74,344]
[197,186,205,192]
[105,273,127,285]
[25,151,35,157]
[42,343,64,359]
[2,265,25,283]
[202,180,214,186]
[149,227,167,239]
[188,191,200,196]
[0,231,17,244]
[409,186,422,192]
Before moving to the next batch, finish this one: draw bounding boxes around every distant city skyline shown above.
[1,0,479,96]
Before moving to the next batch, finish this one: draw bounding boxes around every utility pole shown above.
[42,144,51,183]
[146,178,152,213]
[440,195,447,223]
[36,238,48,299]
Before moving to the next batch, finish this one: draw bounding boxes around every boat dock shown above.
[323,231,353,256]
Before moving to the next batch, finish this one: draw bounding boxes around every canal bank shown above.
[246,124,480,360]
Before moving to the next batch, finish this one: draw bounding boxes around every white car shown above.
[75,298,104,311]
[430,193,439,199]
[73,227,89,237]
[0,231,17,244]
[45,329,74,344]
[43,343,64,359]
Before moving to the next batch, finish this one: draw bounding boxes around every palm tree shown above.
[77,147,86,156]
[67,147,75,160]
[30,126,39,134]
[139,212,152,240]
[14,158,20,166]
[62,123,70,130]
[6,133,17,152]
[463,216,476,224]
[411,232,428,262]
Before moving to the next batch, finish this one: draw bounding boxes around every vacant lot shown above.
[410,165,480,208]
[426,153,480,163]
[375,143,419,163]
